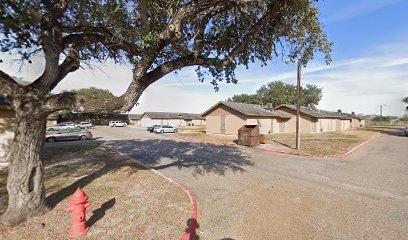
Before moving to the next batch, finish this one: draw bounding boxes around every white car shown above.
[76,122,93,128]
[47,122,75,131]
[109,121,127,127]
[154,125,178,133]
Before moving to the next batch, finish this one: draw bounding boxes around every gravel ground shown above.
[92,126,408,239]
[0,141,191,239]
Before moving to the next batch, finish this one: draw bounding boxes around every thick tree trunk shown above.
[1,109,48,225]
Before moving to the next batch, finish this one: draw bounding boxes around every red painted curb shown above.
[174,180,198,240]
[175,133,380,159]
[105,145,198,240]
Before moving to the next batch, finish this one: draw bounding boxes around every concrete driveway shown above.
[93,126,408,239]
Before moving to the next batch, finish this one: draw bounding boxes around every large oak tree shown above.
[0,0,332,224]
[227,81,323,107]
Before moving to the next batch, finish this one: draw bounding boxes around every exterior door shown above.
[220,116,226,134]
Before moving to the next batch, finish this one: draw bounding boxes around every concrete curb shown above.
[104,145,198,240]
[175,133,381,159]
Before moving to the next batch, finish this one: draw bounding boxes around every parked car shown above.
[47,122,75,131]
[109,121,127,127]
[404,126,408,136]
[45,129,93,143]
[75,122,93,129]
[147,125,161,132]
[154,125,178,134]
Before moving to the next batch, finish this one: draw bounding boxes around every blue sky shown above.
[1,0,408,116]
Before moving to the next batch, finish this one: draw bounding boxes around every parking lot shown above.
[88,126,408,239]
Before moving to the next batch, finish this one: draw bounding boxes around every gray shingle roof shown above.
[127,114,143,120]
[341,113,364,120]
[143,112,204,120]
[275,104,353,120]
[202,101,291,118]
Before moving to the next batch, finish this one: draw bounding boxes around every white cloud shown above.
[134,82,218,114]
[262,42,408,116]
[321,0,404,23]
[1,40,407,116]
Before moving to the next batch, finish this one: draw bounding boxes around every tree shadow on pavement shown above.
[105,139,254,177]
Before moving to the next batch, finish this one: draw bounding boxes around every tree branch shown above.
[157,0,226,46]
[63,32,143,56]
[0,71,22,96]
[40,0,287,114]
[193,3,230,58]
[28,46,79,95]
[140,0,149,31]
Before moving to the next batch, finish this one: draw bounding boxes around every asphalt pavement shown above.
[92,126,408,240]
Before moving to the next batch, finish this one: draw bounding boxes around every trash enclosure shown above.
[238,125,260,146]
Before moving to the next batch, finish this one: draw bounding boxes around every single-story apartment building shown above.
[341,112,366,128]
[140,112,205,127]
[274,104,353,133]
[128,114,143,125]
[53,112,143,125]
[202,101,291,135]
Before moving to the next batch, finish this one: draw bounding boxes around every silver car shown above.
[47,122,75,131]
[45,129,93,142]
[154,125,178,133]
[75,122,93,129]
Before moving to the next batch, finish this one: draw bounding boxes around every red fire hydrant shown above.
[67,188,91,238]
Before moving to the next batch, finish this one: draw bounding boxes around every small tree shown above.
[0,0,332,224]
[226,94,262,105]
[403,97,408,111]
[71,87,116,101]
[301,84,322,108]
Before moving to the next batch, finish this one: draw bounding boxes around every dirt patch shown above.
[0,141,191,239]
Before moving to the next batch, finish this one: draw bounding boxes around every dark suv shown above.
[147,125,161,132]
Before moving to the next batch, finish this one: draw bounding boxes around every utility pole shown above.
[296,61,301,150]
[378,105,385,125]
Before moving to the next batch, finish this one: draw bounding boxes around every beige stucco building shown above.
[128,114,142,125]
[341,112,366,128]
[140,112,205,127]
[202,102,291,135]
[275,105,353,133]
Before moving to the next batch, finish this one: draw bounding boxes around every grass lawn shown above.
[0,141,190,239]
[180,127,387,156]
[266,129,378,156]
[177,125,206,133]
[180,132,237,144]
